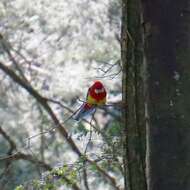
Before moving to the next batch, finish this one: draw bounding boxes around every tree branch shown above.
[0,152,81,190]
[0,61,120,190]
[0,125,81,190]
[0,34,28,83]
[0,126,17,154]
[0,152,51,170]
[0,126,17,183]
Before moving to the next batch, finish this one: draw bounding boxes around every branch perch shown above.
[0,61,120,190]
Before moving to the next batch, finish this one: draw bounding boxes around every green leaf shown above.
[15,185,24,190]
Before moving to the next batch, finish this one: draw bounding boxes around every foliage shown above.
[15,185,24,190]
[28,166,77,190]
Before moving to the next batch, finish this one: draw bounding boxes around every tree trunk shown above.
[142,0,190,190]
[121,0,147,189]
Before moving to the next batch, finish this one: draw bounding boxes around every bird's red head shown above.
[88,81,106,101]
[93,81,104,89]
[90,80,106,95]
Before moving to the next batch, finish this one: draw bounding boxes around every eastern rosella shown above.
[73,81,107,121]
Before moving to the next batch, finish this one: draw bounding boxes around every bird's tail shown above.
[73,103,96,121]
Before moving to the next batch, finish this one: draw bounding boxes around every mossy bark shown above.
[121,0,147,190]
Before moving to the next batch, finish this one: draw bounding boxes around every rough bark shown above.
[142,0,190,189]
[121,0,147,189]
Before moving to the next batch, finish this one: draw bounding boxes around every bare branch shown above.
[0,126,50,170]
[90,59,122,79]
[77,99,124,113]
[0,126,16,185]
[0,126,17,154]
[0,62,120,190]
[83,115,94,190]
[0,153,81,190]
[0,152,51,170]
[0,125,81,190]
[0,34,28,83]
[47,98,114,145]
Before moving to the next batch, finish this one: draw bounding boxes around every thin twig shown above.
[0,35,28,83]
[90,59,122,79]
[0,126,81,190]
[83,113,95,190]
[0,126,51,170]
[0,62,120,190]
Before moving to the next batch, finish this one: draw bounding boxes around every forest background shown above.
[2,0,190,190]
[0,0,122,190]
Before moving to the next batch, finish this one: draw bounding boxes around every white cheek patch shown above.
[95,88,104,94]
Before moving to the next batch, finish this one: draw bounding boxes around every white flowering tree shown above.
[0,0,123,190]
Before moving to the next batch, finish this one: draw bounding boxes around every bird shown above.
[73,81,107,121]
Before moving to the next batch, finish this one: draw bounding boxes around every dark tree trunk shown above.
[121,0,147,189]
[142,0,190,190]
